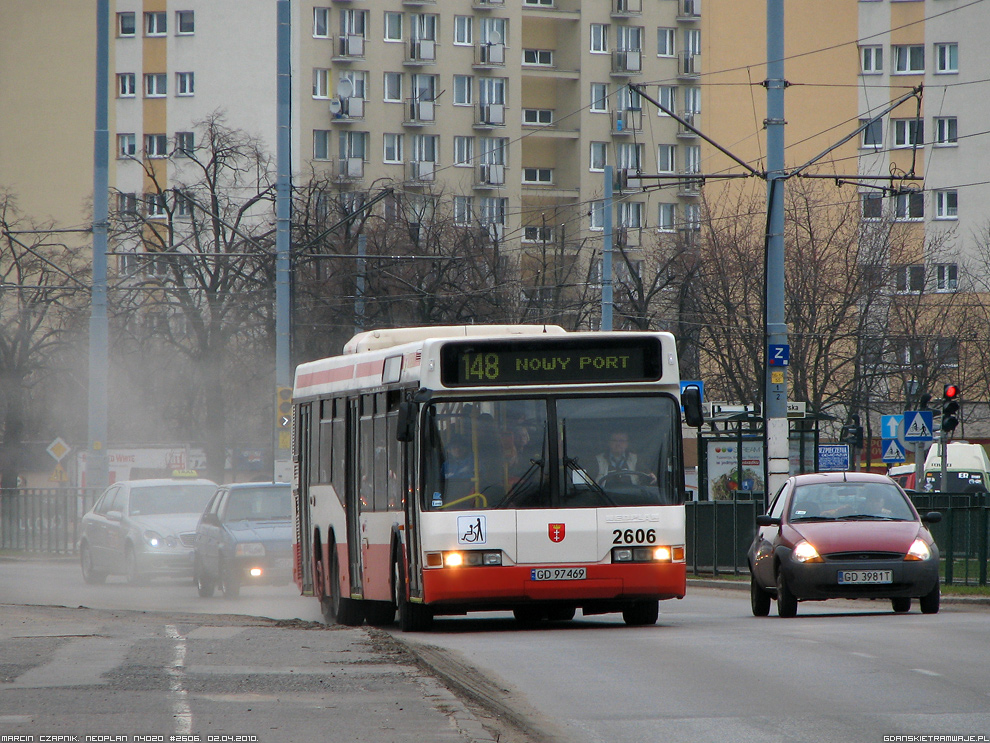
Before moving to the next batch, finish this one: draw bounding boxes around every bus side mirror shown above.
[396,401,417,442]
[682,385,704,428]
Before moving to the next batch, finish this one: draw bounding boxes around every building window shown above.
[523,108,553,125]
[935,190,958,220]
[146,192,168,218]
[454,16,472,45]
[935,42,958,74]
[339,131,369,161]
[684,86,701,114]
[657,144,675,173]
[144,74,167,98]
[657,27,675,57]
[684,203,701,231]
[860,45,883,74]
[936,264,958,291]
[657,85,676,115]
[175,190,194,218]
[893,192,924,221]
[861,192,883,220]
[684,145,701,174]
[117,73,136,98]
[384,12,403,42]
[117,133,136,158]
[860,118,882,148]
[892,118,922,148]
[936,337,960,367]
[145,134,168,158]
[657,203,676,231]
[618,201,643,229]
[313,69,330,99]
[117,12,136,37]
[894,264,925,293]
[383,133,403,164]
[590,83,608,113]
[617,142,643,171]
[934,116,958,146]
[523,49,553,66]
[522,167,553,184]
[454,196,473,226]
[453,75,473,106]
[454,136,474,166]
[313,8,330,38]
[145,12,167,36]
[590,200,605,230]
[314,130,331,160]
[117,192,138,218]
[383,72,403,102]
[591,24,609,54]
[175,132,194,157]
[176,72,195,96]
[176,10,194,35]
[893,45,924,74]
[590,142,607,171]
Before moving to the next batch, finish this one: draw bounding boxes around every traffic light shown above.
[841,414,864,448]
[276,386,293,429]
[942,384,960,434]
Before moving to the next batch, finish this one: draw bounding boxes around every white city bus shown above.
[291,325,702,630]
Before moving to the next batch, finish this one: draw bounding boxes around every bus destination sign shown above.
[440,337,663,386]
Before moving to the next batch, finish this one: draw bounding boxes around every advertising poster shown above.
[707,440,765,499]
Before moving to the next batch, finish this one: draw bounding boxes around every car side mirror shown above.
[201,512,220,527]
[922,511,942,524]
[106,510,123,521]
[756,514,781,527]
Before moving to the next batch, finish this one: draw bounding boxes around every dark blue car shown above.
[193,482,294,598]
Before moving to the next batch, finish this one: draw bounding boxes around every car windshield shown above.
[788,482,914,521]
[128,484,217,516]
[423,394,682,510]
[223,487,292,522]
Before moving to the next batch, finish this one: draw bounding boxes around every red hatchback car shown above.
[748,472,942,617]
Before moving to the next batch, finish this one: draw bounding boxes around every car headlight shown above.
[905,538,931,561]
[235,543,266,557]
[792,540,823,563]
[143,530,164,547]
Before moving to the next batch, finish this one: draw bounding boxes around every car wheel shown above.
[394,557,432,632]
[776,570,798,618]
[328,546,363,626]
[219,558,240,599]
[622,600,659,626]
[124,546,145,585]
[919,582,940,615]
[751,574,772,617]
[891,597,911,613]
[195,558,215,598]
[80,544,107,585]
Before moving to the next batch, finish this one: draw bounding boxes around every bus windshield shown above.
[423,395,682,511]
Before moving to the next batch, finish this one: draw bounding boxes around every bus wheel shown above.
[329,547,364,626]
[394,558,432,632]
[546,606,576,622]
[513,606,544,625]
[622,600,659,626]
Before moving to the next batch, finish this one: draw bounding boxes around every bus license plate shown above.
[531,568,586,581]
[837,570,893,585]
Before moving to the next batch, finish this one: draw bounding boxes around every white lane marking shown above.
[166,625,193,734]
[911,668,941,677]
[11,637,125,687]
[851,652,877,659]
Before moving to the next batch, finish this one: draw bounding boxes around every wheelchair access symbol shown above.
[457,515,487,545]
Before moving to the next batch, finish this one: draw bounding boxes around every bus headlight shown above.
[426,550,503,567]
[612,545,684,563]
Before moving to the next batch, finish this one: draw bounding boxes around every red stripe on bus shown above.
[421,562,686,605]
[297,365,356,389]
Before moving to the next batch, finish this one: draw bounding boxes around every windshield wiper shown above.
[565,458,617,507]
[842,514,904,521]
[496,458,546,507]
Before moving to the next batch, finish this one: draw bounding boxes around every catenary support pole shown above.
[274,0,292,479]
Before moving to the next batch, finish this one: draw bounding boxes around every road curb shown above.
[688,577,990,605]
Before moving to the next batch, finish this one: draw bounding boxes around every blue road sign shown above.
[881,414,904,443]
[881,439,906,463]
[903,410,934,442]
[818,444,850,471]
[768,344,790,366]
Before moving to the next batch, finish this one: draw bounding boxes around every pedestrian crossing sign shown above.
[881,439,906,463]
[903,411,934,442]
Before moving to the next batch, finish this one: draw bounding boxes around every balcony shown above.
[475,42,506,68]
[677,111,699,138]
[333,34,365,61]
[611,49,642,76]
[677,0,700,21]
[677,170,703,196]
[335,157,364,181]
[330,96,364,121]
[476,163,506,188]
[475,103,506,128]
[678,51,700,78]
[611,0,642,16]
[404,98,436,126]
[405,38,436,65]
[407,160,436,184]
[473,0,505,8]
[611,108,643,134]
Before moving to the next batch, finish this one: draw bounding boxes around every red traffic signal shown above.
[944,383,960,400]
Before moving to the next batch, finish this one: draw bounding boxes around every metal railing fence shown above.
[0,488,101,555]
